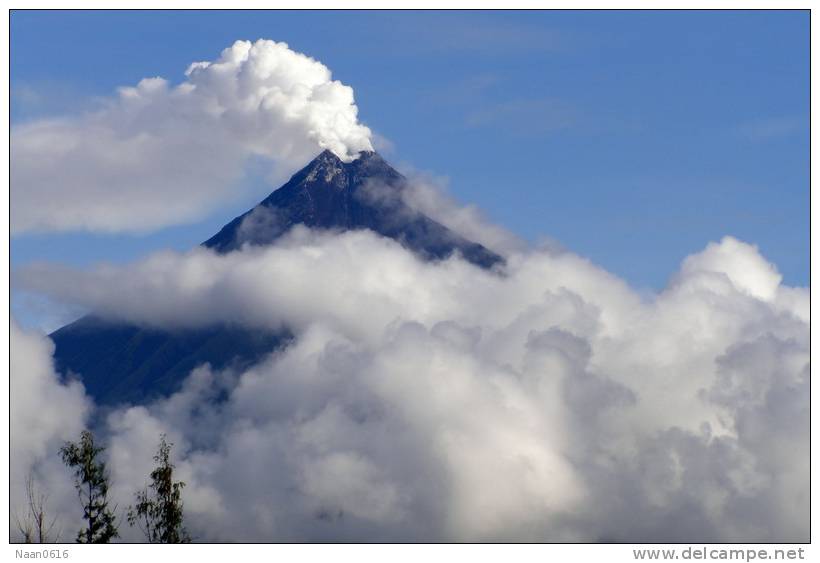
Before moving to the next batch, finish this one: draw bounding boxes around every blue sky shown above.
[11,10,809,329]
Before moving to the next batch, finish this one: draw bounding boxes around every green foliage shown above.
[127,434,191,543]
[59,430,119,543]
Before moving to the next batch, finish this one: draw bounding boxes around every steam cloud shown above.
[11,231,809,542]
[11,39,373,234]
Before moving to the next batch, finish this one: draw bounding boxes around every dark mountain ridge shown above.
[203,149,501,267]
[51,150,502,405]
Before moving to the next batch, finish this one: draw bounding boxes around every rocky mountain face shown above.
[203,149,502,266]
[51,150,502,405]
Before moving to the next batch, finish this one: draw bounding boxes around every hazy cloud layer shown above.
[465,97,579,135]
[11,39,373,234]
[739,115,807,142]
[11,232,809,542]
[397,175,529,256]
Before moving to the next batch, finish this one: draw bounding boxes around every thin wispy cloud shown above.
[11,80,105,122]
[372,13,568,57]
[419,73,501,108]
[738,116,807,141]
[465,97,580,136]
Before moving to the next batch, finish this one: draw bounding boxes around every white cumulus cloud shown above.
[10,321,91,542]
[11,39,373,234]
[11,232,809,542]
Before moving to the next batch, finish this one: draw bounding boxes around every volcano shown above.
[50,150,502,405]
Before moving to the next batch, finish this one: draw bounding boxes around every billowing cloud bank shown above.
[11,39,373,234]
[12,232,808,542]
[10,322,91,540]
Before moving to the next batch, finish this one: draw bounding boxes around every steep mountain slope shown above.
[51,318,287,406]
[51,150,502,405]
[203,149,502,266]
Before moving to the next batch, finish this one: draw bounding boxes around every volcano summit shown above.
[50,150,502,405]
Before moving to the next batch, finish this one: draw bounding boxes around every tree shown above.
[14,472,60,543]
[127,434,191,543]
[59,430,119,543]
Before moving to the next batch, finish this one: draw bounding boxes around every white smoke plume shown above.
[11,232,809,542]
[11,39,373,234]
